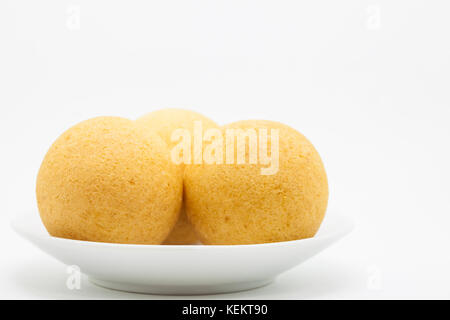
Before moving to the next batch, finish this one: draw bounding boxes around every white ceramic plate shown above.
[11,211,353,295]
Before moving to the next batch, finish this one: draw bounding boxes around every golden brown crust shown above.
[137,109,218,245]
[36,117,183,244]
[184,120,329,245]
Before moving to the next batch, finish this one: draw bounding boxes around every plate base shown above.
[89,277,274,295]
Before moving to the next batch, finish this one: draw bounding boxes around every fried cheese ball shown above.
[137,109,218,245]
[184,120,328,245]
[36,117,183,244]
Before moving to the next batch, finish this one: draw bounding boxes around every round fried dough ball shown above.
[184,120,328,245]
[36,117,183,244]
[137,108,218,245]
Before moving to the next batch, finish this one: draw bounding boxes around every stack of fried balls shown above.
[36,109,328,245]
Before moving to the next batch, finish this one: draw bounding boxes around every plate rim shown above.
[11,212,354,250]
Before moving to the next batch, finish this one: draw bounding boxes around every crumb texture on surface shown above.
[36,116,183,244]
[184,120,329,245]
[137,109,218,244]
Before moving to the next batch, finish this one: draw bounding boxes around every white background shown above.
[1,0,449,299]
